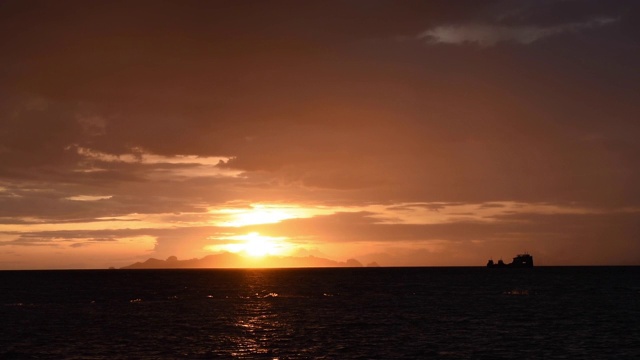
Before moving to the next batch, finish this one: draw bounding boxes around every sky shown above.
[1,0,639,269]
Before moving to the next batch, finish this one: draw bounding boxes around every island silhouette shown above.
[121,253,371,269]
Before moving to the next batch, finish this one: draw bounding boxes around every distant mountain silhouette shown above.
[121,253,365,269]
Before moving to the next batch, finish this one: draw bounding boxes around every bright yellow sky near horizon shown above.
[2,197,636,268]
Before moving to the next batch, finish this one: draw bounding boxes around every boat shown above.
[487,253,533,268]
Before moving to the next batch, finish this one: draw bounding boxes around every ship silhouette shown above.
[487,253,533,268]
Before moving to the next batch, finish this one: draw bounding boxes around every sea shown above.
[1,267,638,359]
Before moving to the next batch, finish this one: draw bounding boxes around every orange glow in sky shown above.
[212,204,334,227]
[1,2,639,269]
[205,232,292,257]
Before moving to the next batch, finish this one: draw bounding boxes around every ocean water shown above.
[1,267,639,359]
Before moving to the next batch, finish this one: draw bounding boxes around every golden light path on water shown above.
[228,272,282,358]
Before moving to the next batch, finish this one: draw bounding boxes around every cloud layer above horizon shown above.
[419,17,617,46]
[1,0,639,268]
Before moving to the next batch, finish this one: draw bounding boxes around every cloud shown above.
[250,207,640,265]
[66,195,113,201]
[1,1,639,268]
[418,17,617,46]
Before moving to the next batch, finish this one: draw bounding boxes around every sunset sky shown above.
[1,0,639,269]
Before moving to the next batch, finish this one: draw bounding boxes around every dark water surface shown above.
[1,267,639,359]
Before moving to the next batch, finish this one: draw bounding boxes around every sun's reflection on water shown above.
[225,272,286,359]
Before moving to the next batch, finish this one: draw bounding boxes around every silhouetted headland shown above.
[122,253,365,269]
[487,253,534,268]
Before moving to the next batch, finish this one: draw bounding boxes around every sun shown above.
[205,203,326,258]
[207,232,291,257]
[241,232,282,257]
